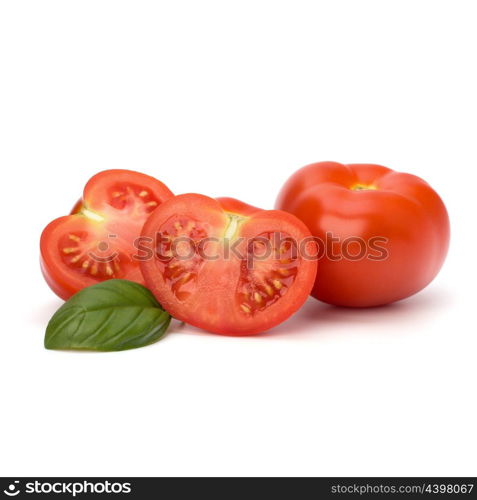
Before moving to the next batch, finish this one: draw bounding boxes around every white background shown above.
[0,0,475,477]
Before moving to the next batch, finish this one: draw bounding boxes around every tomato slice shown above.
[140,194,317,335]
[40,169,174,299]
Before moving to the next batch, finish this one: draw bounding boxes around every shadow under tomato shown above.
[260,286,453,339]
[33,286,453,342]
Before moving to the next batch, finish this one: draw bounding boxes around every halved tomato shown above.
[40,169,174,299]
[140,194,317,335]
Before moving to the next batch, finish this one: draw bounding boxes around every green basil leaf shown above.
[45,279,171,351]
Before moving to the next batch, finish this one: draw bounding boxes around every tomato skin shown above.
[41,169,174,300]
[140,194,317,335]
[276,162,450,307]
[216,197,262,216]
[70,199,83,214]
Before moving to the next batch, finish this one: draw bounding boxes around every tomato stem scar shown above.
[351,183,378,191]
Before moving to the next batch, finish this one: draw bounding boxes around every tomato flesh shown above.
[41,169,173,299]
[236,232,299,314]
[140,194,317,335]
[155,216,210,302]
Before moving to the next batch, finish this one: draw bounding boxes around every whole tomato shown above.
[275,162,450,307]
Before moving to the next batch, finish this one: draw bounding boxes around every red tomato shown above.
[276,162,450,307]
[216,197,262,216]
[40,169,174,299]
[140,194,317,335]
